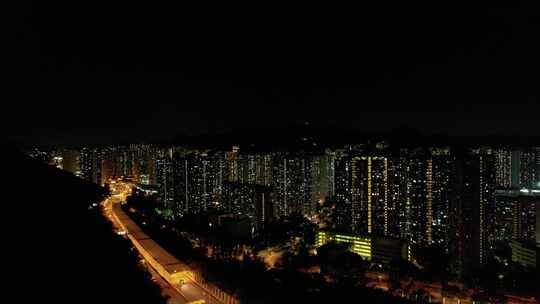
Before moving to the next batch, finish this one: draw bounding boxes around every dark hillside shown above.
[2,145,165,303]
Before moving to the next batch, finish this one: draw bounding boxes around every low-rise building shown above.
[316,230,410,262]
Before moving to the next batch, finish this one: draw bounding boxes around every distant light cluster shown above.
[29,143,539,274]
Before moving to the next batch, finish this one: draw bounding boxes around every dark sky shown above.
[6,1,540,146]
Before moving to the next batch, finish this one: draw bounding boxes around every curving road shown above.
[102,180,224,304]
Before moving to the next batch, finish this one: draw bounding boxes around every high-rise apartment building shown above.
[156,149,176,219]
[430,148,453,249]
[334,150,353,232]
[494,189,538,243]
[80,147,102,185]
[494,148,512,188]
[520,149,539,189]
[351,156,388,236]
[449,150,496,277]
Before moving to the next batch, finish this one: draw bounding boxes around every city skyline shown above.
[32,143,539,240]
[19,142,540,303]
[7,1,539,303]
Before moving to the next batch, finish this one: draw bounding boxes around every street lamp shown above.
[497,274,505,291]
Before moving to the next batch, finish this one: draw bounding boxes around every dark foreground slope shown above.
[2,146,165,303]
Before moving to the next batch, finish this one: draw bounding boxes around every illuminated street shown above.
[103,180,227,304]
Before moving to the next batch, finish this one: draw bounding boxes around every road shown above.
[102,180,224,304]
[103,180,536,304]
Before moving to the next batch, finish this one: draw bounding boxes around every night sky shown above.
[7,1,540,146]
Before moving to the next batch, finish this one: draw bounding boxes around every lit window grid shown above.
[316,231,372,260]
